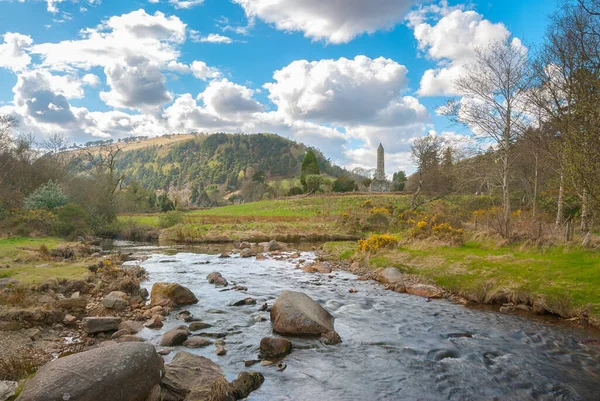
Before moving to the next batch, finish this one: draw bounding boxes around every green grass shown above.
[326,238,600,326]
[0,237,90,284]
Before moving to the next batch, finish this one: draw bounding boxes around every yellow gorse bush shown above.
[358,234,399,253]
[371,207,390,215]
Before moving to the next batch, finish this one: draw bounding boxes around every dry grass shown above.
[0,346,47,381]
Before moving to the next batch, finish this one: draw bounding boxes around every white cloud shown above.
[232,0,416,44]
[0,33,33,72]
[31,9,186,71]
[264,56,410,124]
[82,73,101,87]
[169,0,204,9]
[200,78,263,118]
[407,3,512,96]
[190,60,220,80]
[195,33,233,44]
[100,56,172,110]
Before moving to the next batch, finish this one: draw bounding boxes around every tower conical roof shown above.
[378,143,384,150]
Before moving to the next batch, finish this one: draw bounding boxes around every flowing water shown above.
[120,243,600,401]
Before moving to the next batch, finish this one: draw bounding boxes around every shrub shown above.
[157,193,175,212]
[54,203,89,238]
[333,175,356,192]
[287,187,303,196]
[358,234,399,253]
[23,181,67,211]
[158,210,184,228]
[365,212,390,231]
[304,174,324,193]
[7,209,56,236]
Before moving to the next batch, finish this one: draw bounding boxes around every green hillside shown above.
[112,133,349,191]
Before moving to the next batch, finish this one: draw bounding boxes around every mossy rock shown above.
[150,282,198,307]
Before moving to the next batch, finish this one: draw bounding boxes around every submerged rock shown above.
[319,331,342,345]
[270,290,335,336]
[189,321,213,331]
[230,298,256,306]
[16,343,163,401]
[260,337,292,358]
[150,282,198,307]
[207,272,228,287]
[183,337,212,348]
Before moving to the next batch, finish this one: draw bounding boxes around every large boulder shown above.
[270,291,334,336]
[160,326,189,346]
[260,337,292,358]
[228,372,265,400]
[376,267,404,285]
[160,352,225,401]
[16,343,163,401]
[82,317,121,334]
[102,291,128,310]
[150,282,198,307]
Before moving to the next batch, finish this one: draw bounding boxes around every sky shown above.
[0,0,558,173]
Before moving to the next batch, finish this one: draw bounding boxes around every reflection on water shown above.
[123,245,600,401]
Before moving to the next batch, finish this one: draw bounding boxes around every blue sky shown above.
[0,0,558,173]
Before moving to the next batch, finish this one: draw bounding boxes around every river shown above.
[119,243,600,401]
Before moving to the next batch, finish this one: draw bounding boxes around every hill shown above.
[111,133,352,193]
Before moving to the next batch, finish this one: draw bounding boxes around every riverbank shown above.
[320,238,600,329]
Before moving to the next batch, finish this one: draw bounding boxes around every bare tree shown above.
[410,135,443,209]
[442,36,532,237]
[530,1,600,242]
[82,143,126,196]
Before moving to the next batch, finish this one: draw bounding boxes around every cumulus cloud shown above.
[200,78,263,118]
[407,2,512,96]
[169,0,204,9]
[195,33,233,44]
[100,56,172,110]
[190,61,220,80]
[265,56,409,124]
[82,73,101,87]
[232,0,417,44]
[0,33,33,72]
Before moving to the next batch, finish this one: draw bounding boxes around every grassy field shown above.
[323,238,600,327]
[0,237,90,284]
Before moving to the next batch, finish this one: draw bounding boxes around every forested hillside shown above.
[112,133,348,192]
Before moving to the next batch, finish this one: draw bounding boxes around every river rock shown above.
[260,337,292,358]
[160,326,189,346]
[63,314,77,325]
[150,282,198,307]
[118,335,145,343]
[302,263,332,274]
[102,291,129,310]
[240,249,255,258]
[110,329,130,340]
[376,267,404,284]
[0,381,18,401]
[120,320,143,334]
[144,315,163,329]
[207,272,228,287]
[270,290,335,336]
[319,331,342,345]
[229,372,265,399]
[230,298,256,307]
[82,317,121,334]
[159,352,225,401]
[215,346,227,356]
[239,241,252,249]
[16,343,163,401]
[406,284,443,299]
[189,321,212,331]
[255,253,266,261]
[219,252,231,259]
[183,337,212,348]
[265,240,283,252]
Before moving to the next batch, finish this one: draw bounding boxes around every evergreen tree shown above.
[300,150,320,192]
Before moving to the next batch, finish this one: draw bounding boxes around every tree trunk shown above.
[580,189,589,232]
[555,173,565,230]
[501,150,511,238]
[532,152,539,221]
